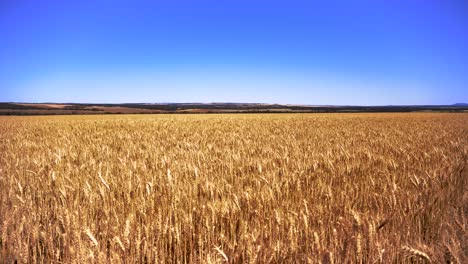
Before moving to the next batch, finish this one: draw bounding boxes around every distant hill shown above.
[0,102,467,115]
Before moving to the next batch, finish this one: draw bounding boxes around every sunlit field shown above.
[0,113,466,263]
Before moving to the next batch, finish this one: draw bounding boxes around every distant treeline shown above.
[65,103,468,112]
[0,103,42,110]
[0,102,467,115]
[0,103,102,111]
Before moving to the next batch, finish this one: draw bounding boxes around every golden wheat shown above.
[0,113,466,263]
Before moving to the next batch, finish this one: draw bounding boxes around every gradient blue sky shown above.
[1,0,467,105]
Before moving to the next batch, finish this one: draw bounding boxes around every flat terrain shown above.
[0,113,467,263]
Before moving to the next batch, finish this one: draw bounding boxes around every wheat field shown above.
[0,113,466,263]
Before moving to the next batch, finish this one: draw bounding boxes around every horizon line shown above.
[2,102,467,107]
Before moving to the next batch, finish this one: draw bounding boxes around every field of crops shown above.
[0,113,466,263]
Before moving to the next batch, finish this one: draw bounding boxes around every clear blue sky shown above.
[1,0,467,105]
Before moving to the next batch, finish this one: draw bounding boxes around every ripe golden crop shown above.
[0,113,467,263]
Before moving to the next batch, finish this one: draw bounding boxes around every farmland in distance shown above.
[0,113,467,263]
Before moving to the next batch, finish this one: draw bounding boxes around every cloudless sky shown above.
[1,0,467,105]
